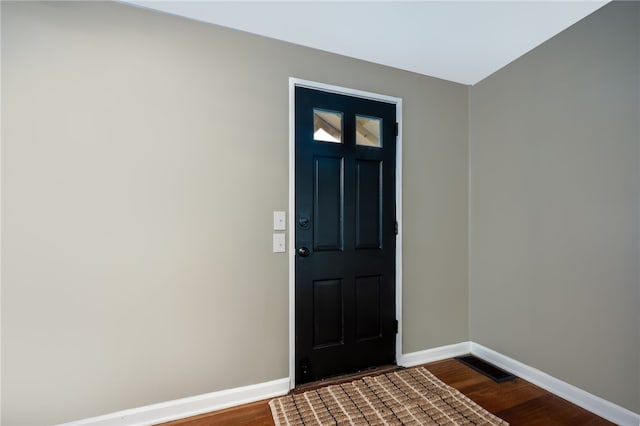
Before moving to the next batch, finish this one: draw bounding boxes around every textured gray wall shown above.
[469,1,639,413]
[1,2,469,424]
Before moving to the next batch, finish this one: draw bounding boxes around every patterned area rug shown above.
[269,366,508,425]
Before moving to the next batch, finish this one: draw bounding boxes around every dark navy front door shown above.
[294,86,397,384]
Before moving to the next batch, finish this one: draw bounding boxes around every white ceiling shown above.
[121,1,608,85]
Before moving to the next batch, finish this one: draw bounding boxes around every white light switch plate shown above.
[273,233,286,253]
[273,211,286,230]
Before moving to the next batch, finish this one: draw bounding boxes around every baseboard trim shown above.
[58,377,290,426]
[398,341,471,367]
[470,342,640,426]
[60,342,640,426]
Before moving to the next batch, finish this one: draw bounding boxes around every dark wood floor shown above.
[161,358,614,425]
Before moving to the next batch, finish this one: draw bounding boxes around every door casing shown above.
[288,78,403,388]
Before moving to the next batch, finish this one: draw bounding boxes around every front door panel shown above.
[295,87,396,384]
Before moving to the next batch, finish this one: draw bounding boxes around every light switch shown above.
[273,211,286,230]
[273,233,286,253]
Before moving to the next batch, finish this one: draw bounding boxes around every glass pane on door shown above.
[356,115,382,147]
[314,109,342,143]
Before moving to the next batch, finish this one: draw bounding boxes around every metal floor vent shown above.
[455,355,517,383]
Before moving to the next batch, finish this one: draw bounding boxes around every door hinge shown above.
[393,320,399,334]
[394,220,398,235]
[394,122,399,137]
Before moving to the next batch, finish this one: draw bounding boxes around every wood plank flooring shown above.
[161,358,614,425]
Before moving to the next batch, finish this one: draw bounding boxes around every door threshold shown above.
[293,364,403,393]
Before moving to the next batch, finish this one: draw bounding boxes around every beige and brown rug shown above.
[269,366,508,425]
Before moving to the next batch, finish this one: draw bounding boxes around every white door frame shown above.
[288,78,403,388]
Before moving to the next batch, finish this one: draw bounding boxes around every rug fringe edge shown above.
[268,398,283,426]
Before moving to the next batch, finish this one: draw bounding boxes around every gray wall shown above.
[1,2,469,424]
[469,1,639,413]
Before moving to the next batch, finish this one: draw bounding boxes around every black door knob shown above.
[297,247,311,257]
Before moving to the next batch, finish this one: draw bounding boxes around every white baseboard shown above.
[398,341,471,367]
[60,342,640,426]
[470,342,640,426]
[58,377,290,426]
